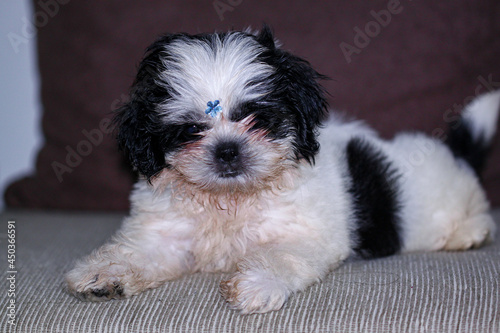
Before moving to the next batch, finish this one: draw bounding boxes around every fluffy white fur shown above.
[462,90,500,143]
[158,34,274,123]
[66,110,497,313]
[65,29,499,314]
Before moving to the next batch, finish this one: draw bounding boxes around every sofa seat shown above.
[1,210,499,332]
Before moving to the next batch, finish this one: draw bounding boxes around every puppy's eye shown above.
[186,124,202,135]
[182,124,206,141]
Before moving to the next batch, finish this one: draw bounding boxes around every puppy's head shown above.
[116,26,327,196]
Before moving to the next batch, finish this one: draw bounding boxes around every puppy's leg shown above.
[220,241,344,314]
[65,215,194,301]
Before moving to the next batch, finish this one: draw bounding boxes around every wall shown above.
[0,0,41,210]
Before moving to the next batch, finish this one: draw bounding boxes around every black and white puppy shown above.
[66,27,499,314]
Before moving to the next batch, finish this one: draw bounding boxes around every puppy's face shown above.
[116,27,327,196]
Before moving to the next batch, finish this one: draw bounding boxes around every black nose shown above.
[215,142,240,164]
[214,142,243,177]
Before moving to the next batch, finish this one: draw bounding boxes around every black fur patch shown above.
[347,137,402,259]
[254,26,329,164]
[445,119,490,178]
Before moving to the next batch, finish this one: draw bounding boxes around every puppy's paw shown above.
[220,269,290,314]
[443,213,496,250]
[65,268,128,302]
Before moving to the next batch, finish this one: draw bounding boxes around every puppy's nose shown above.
[215,142,240,163]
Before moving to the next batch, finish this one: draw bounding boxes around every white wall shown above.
[0,1,42,210]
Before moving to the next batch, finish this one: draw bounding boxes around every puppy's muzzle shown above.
[214,141,243,178]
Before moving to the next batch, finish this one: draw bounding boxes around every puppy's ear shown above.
[115,101,166,180]
[256,26,328,164]
[114,35,180,180]
[255,24,277,49]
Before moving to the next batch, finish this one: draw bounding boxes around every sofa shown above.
[1,210,499,332]
[2,0,500,332]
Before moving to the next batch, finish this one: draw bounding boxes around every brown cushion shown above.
[5,0,500,210]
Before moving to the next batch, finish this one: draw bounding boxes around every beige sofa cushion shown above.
[1,210,499,332]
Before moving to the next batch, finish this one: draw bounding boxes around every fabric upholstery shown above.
[4,0,500,210]
[0,210,499,332]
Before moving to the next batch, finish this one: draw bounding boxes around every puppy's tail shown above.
[446,90,500,177]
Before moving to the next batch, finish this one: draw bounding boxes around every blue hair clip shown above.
[205,100,222,118]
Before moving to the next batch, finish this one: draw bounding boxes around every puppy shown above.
[66,27,499,314]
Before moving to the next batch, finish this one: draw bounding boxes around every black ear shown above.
[114,36,174,180]
[115,101,167,180]
[256,26,329,164]
[255,25,277,50]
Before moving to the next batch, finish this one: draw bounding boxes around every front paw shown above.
[220,269,290,314]
[65,268,128,302]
